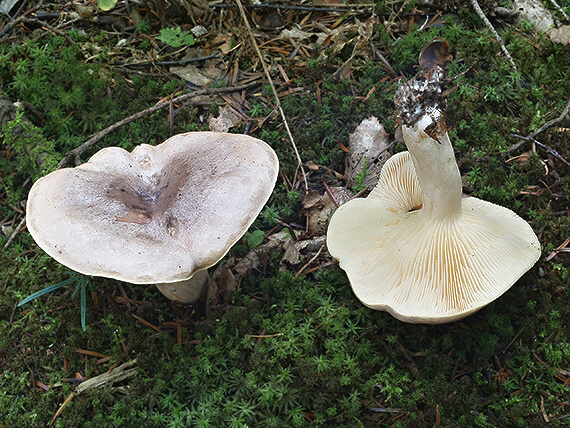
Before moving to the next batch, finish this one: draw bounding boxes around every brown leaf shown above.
[207,33,234,54]
[302,188,350,236]
[549,26,570,45]
[208,105,242,132]
[251,8,292,30]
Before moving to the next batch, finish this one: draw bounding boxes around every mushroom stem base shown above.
[155,270,210,304]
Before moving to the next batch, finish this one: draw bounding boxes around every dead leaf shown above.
[302,188,351,235]
[208,105,242,132]
[251,8,292,30]
[282,238,301,265]
[549,26,570,45]
[170,64,211,86]
[207,264,238,308]
[338,60,352,81]
[207,233,328,311]
[206,33,234,55]
[170,53,225,87]
[278,27,314,41]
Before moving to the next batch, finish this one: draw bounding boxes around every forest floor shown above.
[1,0,570,426]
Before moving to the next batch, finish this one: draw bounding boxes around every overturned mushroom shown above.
[327,66,541,324]
[26,132,279,303]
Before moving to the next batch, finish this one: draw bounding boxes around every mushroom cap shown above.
[26,132,279,284]
[326,151,541,324]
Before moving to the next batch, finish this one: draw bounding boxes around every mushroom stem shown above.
[155,270,210,304]
[402,112,462,220]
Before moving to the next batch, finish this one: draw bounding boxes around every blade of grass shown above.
[18,274,81,307]
[80,277,87,331]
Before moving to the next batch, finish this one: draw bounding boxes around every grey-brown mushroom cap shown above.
[326,151,541,324]
[26,132,279,284]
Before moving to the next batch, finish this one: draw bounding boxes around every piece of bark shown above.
[345,116,391,189]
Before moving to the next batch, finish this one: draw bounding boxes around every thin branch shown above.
[370,41,398,78]
[508,99,570,152]
[511,134,570,167]
[549,0,570,21]
[211,3,443,17]
[4,216,26,249]
[294,244,325,278]
[57,81,260,168]
[528,99,570,139]
[75,359,138,394]
[234,0,309,194]
[0,16,75,44]
[470,0,517,72]
[0,0,44,39]
[112,53,220,68]
[546,235,570,262]
[212,3,374,14]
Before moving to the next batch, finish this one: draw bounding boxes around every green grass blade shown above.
[17,275,80,307]
[80,277,87,331]
[71,281,81,298]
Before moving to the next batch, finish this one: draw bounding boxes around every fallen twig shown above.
[234,0,309,194]
[50,359,138,426]
[370,41,398,78]
[211,3,374,14]
[245,333,283,338]
[4,216,26,249]
[470,0,517,72]
[0,0,44,39]
[549,0,570,21]
[57,81,260,168]
[294,244,325,278]
[546,235,570,262]
[0,16,75,44]
[112,53,220,68]
[75,358,138,394]
[511,134,570,168]
[509,100,570,152]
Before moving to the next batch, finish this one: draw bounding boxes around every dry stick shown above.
[508,99,570,153]
[0,0,44,38]
[370,41,398,78]
[58,81,260,168]
[233,0,309,194]
[112,52,220,67]
[294,244,325,278]
[546,235,570,262]
[212,3,374,13]
[549,0,570,21]
[0,16,75,44]
[511,133,570,168]
[4,216,26,250]
[470,0,517,72]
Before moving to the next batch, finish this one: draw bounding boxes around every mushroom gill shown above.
[326,53,541,323]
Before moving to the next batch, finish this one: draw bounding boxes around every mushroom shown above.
[26,132,279,303]
[326,68,541,324]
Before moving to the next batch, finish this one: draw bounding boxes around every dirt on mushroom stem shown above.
[394,66,446,131]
